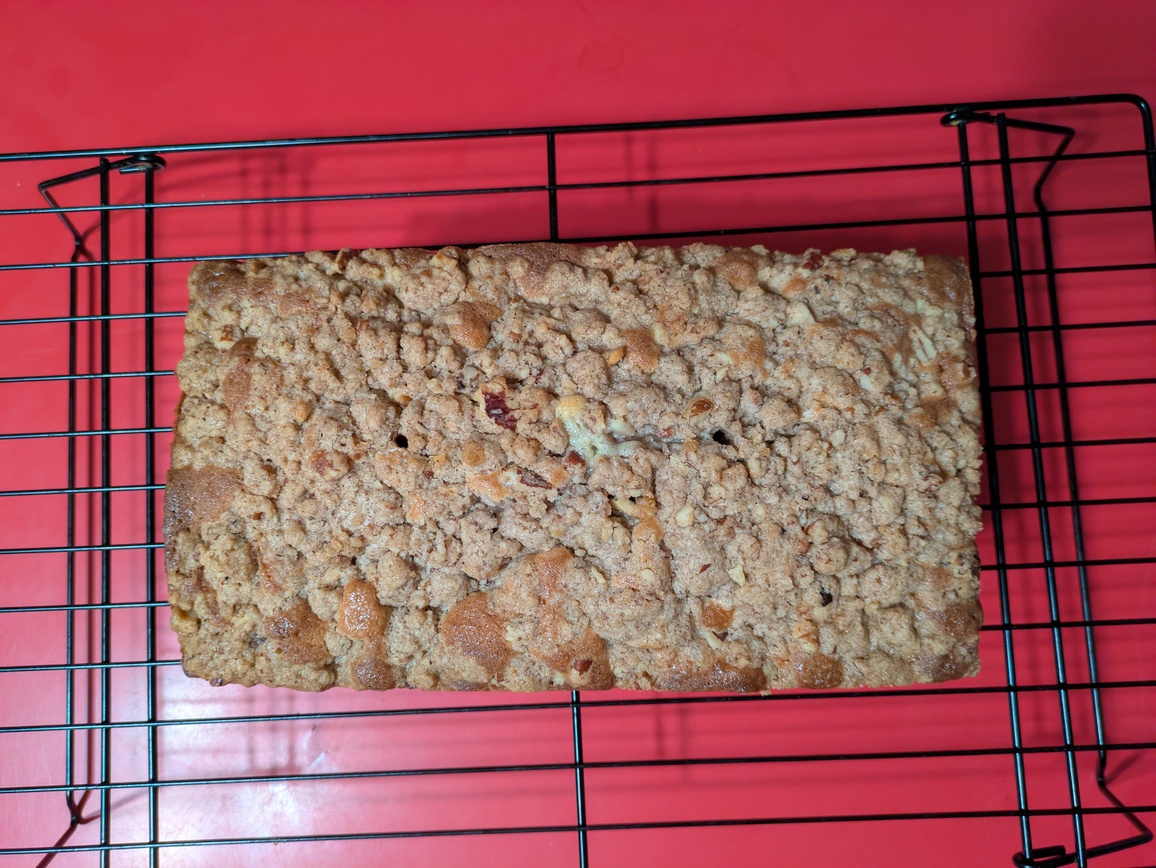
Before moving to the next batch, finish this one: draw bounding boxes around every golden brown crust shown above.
[165,244,983,692]
[656,658,767,693]
[923,255,976,332]
[265,602,330,666]
[162,465,240,538]
[440,592,514,679]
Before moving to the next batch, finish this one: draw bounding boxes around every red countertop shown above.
[3,0,1155,150]
[2,3,1154,867]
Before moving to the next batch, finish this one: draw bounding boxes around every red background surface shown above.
[2,0,1155,152]
[1,2,1154,867]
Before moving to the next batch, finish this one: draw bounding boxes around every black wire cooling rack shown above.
[1,95,1154,867]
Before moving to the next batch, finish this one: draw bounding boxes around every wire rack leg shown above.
[31,154,167,867]
[137,156,164,868]
[571,690,590,868]
[947,112,1036,864]
[35,161,104,868]
[1031,118,1156,867]
[995,110,1089,866]
[946,106,1155,868]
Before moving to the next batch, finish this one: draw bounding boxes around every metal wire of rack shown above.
[1,95,1154,867]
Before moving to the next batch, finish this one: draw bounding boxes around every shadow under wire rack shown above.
[1,94,1154,867]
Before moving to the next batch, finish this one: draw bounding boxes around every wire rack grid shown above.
[1,95,1154,867]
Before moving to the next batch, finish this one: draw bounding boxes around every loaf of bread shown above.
[164,242,983,692]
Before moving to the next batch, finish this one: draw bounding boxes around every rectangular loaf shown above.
[164,243,983,692]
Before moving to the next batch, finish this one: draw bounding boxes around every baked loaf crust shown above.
[165,243,983,692]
